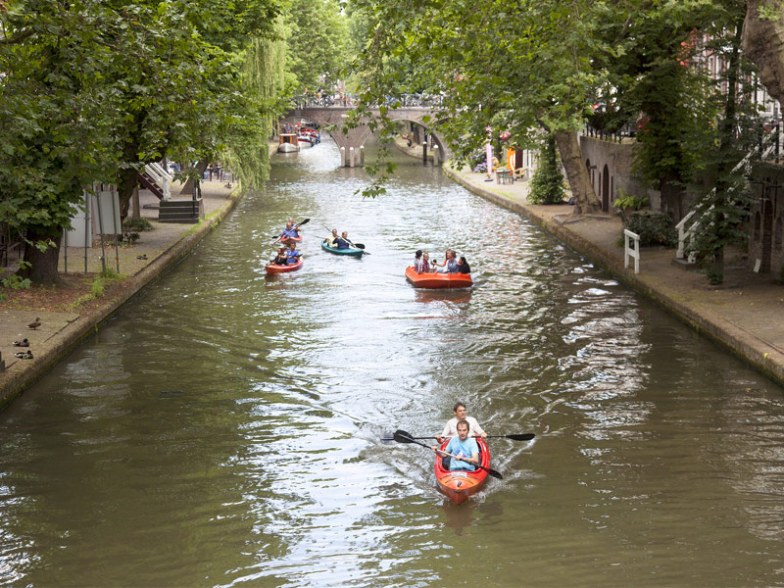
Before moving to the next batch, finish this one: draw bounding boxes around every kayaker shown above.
[272,247,288,265]
[325,228,339,247]
[278,222,300,242]
[456,256,471,274]
[436,401,487,443]
[286,242,302,264]
[434,420,479,472]
[335,231,351,250]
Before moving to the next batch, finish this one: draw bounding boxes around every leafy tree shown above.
[0,0,284,284]
[348,0,605,212]
[285,0,348,92]
[528,135,565,205]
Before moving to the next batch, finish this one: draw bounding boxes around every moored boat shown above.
[321,241,364,257]
[434,437,490,504]
[278,133,299,153]
[265,258,303,274]
[405,266,473,289]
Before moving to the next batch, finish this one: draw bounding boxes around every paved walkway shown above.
[438,156,784,386]
[0,179,240,407]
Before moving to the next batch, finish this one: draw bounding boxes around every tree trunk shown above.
[660,179,685,222]
[19,226,63,285]
[117,166,138,221]
[743,0,784,103]
[554,130,601,214]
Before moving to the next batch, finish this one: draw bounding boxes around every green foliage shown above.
[0,0,287,282]
[349,0,611,187]
[614,191,649,212]
[122,218,153,232]
[286,0,349,91]
[625,211,678,247]
[1,274,32,291]
[528,136,565,205]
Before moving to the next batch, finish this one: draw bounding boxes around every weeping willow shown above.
[222,18,289,191]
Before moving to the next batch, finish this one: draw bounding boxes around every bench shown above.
[496,169,514,185]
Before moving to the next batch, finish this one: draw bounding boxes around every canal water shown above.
[2,138,784,587]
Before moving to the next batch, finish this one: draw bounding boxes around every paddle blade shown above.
[353,243,366,249]
[298,218,310,226]
[506,433,535,441]
[392,429,416,443]
[484,466,503,480]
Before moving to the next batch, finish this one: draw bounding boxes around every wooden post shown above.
[433,145,441,166]
[340,146,346,167]
[131,186,140,220]
[349,146,355,168]
[422,142,428,164]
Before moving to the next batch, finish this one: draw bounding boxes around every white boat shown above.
[297,134,313,148]
[278,134,299,153]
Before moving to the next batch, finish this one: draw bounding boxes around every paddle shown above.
[271,218,310,240]
[383,432,535,442]
[392,429,503,480]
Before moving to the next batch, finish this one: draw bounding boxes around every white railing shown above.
[144,162,173,200]
[675,133,776,264]
[624,229,640,274]
[675,209,698,263]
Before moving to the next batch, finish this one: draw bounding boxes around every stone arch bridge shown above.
[281,106,449,167]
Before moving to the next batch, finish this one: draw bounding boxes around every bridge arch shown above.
[281,106,451,166]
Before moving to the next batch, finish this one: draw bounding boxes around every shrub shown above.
[625,211,677,247]
[528,135,565,204]
[122,217,153,232]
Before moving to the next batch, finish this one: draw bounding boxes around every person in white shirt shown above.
[436,402,487,443]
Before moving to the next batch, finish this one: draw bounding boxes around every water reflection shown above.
[0,137,784,586]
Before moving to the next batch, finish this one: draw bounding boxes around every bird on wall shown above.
[15,350,33,360]
[28,317,41,329]
[13,338,29,347]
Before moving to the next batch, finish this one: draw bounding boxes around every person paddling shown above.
[335,231,351,250]
[271,247,288,265]
[434,419,479,471]
[436,401,487,443]
[277,222,300,243]
[286,241,302,264]
[325,228,339,247]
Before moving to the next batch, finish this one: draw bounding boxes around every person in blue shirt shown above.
[436,419,479,471]
[286,242,302,264]
[335,231,351,250]
[278,222,300,242]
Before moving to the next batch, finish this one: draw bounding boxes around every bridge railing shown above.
[291,93,445,110]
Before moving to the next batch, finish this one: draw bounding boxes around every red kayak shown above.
[265,258,303,274]
[434,438,490,504]
[276,235,303,243]
[405,266,473,289]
